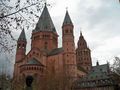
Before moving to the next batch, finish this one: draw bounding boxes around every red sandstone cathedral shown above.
[12,4,92,90]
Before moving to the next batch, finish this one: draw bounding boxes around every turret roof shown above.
[34,4,56,33]
[18,29,26,42]
[63,10,73,26]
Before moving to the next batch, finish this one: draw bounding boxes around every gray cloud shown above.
[65,0,120,65]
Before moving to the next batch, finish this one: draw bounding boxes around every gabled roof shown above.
[27,58,43,66]
[34,4,57,33]
[18,29,26,42]
[63,10,73,26]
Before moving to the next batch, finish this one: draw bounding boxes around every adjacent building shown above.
[73,62,120,90]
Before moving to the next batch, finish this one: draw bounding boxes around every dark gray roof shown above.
[83,64,110,80]
[33,4,57,33]
[27,58,43,66]
[63,10,73,26]
[48,48,64,56]
[74,64,114,88]
[18,29,26,42]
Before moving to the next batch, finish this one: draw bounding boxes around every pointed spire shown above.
[34,3,57,33]
[78,31,87,47]
[18,28,26,42]
[63,10,73,26]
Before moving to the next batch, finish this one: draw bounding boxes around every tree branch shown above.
[0,0,13,9]
[0,3,38,19]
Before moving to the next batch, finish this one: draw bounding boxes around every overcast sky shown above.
[1,0,120,76]
[46,0,120,65]
[13,0,120,65]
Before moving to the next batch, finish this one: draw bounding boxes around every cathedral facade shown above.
[12,4,92,90]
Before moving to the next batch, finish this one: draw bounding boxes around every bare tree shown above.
[111,57,120,76]
[0,0,47,52]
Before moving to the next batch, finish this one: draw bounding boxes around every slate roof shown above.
[85,64,110,80]
[18,29,26,42]
[63,10,73,26]
[74,64,116,88]
[48,48,64,56]
[33,4,57,33]
[27,58,44,66]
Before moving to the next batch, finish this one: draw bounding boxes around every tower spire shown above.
[16,28,27,62]
[34,3,57,33]
[18,28,26,42]
[63,10,73,26]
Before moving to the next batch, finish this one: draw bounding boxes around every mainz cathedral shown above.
[13,3,119,90]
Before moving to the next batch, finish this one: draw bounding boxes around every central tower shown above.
[31,4,58,51]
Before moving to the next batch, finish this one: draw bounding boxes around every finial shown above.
[45,2,47,6]
[80,27,82,36]
[96,60,99,66]
[66,7,68,11]
[44,0,47,6]
[106,60,109,65]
